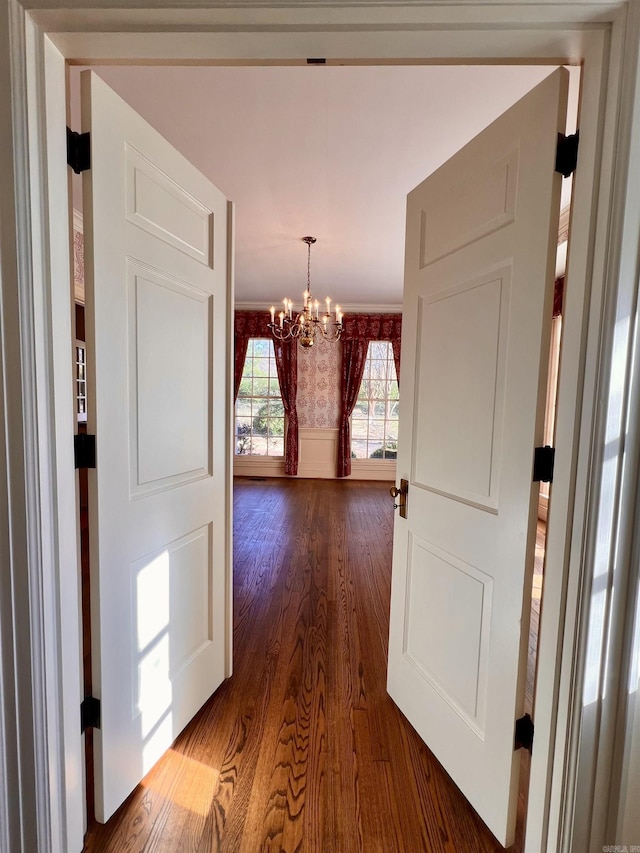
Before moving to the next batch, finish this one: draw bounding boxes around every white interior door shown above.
[82,71,232,823]
[387,69,568,847]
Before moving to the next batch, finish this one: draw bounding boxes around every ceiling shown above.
[70,64,575,308]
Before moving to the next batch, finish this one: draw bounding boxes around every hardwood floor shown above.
[83,478,539,852]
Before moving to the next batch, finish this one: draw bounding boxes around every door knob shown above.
[390,479,408,518]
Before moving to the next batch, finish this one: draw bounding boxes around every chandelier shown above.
[268,236,344,348]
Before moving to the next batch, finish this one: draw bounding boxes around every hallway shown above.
[83,478,527,851]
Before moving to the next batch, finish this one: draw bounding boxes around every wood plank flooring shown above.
[83,478,538,852]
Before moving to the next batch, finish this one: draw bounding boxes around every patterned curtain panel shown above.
[336,339,370,478]
[337,313,402,478]
[234,310,299,475]
[273,336,299,476]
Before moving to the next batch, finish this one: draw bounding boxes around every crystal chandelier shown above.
[268,236,344,348]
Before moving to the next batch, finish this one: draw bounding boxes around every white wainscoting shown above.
[232,427,396,481]
[233,454,286,478]
[298,428,339,478]
[349,458,396,482]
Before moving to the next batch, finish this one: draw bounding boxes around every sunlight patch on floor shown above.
[141,751,220,818]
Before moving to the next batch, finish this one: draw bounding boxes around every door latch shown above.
[390,479,408,519]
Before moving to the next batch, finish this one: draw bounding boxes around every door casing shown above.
[3,3,640,852]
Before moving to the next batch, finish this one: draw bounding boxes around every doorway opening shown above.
[69,58,580,844]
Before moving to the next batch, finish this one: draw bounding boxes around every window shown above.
[235,338,285,456]
[75,342,87,423]
[351,341,399,460]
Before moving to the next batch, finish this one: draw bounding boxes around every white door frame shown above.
[2,3,640,852]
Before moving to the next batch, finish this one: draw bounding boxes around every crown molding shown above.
[235,300,402,313]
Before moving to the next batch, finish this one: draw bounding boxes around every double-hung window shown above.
[351,341,399,460]
[235,338,285,457]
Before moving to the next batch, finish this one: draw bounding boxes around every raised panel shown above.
[169,525,212,678]
[403,535,492,735]
[125,144,213,266]
[128,261,212,497]
[131,525,212,731]
[420,148,518,268]
[412,267,510,511]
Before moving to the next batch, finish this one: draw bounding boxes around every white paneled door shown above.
[387,69,568,847]
[81,72,231,823]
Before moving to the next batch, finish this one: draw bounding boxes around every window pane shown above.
[253,377,269,397]
[236,399,252,418]
[234,338,285,457]
[358,380,369,400]
[352,401,369,419]
[370,378,385,400]
[370,341,387,360]
[254,357,270,377]
[351,439,368,459]
[238,377,252,397]
[269,377,281,396]
[351,420,368,439]
[369,419,386,439]
[269,435,284,456]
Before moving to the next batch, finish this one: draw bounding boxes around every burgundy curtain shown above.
[553,276,564,318]
[337,339,369,478]
[234,310,299,475]
[391,339,401,386]
[337,313,402,478]
[273,337,298,475]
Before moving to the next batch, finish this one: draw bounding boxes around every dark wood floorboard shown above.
[83,478,541,853]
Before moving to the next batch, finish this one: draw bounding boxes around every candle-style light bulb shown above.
[270,305,275,323]
[326,296,331,314]
[314,299,319,319]
[279,311,284,329]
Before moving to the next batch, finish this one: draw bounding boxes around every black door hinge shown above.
[555,131,579,178]
[74,433,96,469]
[67,127,91,174]
[533,445,555,484]
[514,713,534,753]
[80,696,101,733]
